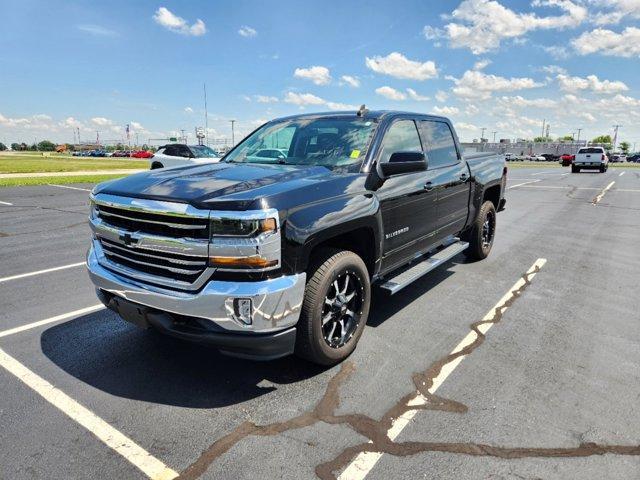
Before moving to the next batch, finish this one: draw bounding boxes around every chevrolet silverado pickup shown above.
[87,108,507,365]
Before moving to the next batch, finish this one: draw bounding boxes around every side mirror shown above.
[380,152,427,177]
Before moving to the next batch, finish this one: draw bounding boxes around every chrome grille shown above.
[95,203,209,239]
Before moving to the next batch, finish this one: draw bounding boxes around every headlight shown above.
[208,210,280,271]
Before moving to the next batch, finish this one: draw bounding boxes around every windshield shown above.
[578,148,604,154]
[224,117,377,168]
[190,145,218,158]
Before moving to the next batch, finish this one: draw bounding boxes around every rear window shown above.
[578,148,604,154]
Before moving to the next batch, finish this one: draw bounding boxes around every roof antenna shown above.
[357,104,369,117]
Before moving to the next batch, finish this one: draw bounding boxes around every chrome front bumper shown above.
[87,240,306,333]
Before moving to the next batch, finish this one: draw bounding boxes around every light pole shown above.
[480,127,486,141]
[230,120,236,146]
[492,131,497,143]
[576,128,582,143]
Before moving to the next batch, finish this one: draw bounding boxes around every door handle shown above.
[424,181,434,191]
[460,173,468,181]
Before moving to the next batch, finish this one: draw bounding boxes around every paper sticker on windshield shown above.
[350,149,361,159]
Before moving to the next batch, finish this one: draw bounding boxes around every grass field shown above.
[0,152,146,174]
[0,173,128,187]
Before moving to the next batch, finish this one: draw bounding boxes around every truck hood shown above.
[94,162,352,210]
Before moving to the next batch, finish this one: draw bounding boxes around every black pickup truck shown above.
[87,108,506,365]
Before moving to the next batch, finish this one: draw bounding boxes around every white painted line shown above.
[507,179,541,190]
[0,305,105,339]
[339,259,547,480]
[615,188,640,192]
[593,181,615,205]
[0,347,178,479]
[531,171,559,175]
[48,183,92,192]
[0,200,13,205]
[0,262,86,283]
[518,185,600,190]
[619,171,625,177]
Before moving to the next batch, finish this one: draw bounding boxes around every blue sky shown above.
[1,0,639,146]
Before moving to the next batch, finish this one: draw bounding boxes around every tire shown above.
[464,201,497,261]
[599,165,605,173]
[571,166,580,173]
[295,249,371,366]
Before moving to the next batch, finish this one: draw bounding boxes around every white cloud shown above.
[423,26,444,40]
[572,27,640,57]
[91,117,113,127]
[543,45,571,59]
[435,90,449,102]
[406,88,429,101]
[590,0,640,25]
[473,58,491,70]
[62,117,83,129]
[184,106,194,113]
[375,86,407,100]
[340,75,360,88]
[556,74,629,94]
[498,95,557,108]
[440,0,587,54]
[326,102,359,110]
[365,52,438,80]
[449,70,543,100]
[76,24,117,37]
[294,66,332,85]
[283,92,326,106]
[254,95,279,103]
[431,106,460,116]
[540,64,567,74]
[153,7,206,36]
[238,25,257,38]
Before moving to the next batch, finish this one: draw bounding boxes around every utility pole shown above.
[612,124,622,151]
[492,131,497,143]
[230,120,236,146]
[541,118,546,139]
[480,127,486,141]
[96,131,100,146]
[181,129,186,144]
[77,127,81,145]
[203,83,209,146]
[576,128,582,144]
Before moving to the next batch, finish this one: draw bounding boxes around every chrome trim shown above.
[100,240,206,266]
[210,208,279,222]
[102,249,203,276]
[93,240,213,291]
[92,193,210,219]
[96,208,208,230]
[87,243,305,332]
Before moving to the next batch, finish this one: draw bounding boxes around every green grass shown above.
[0,173,128,187]
[0,153,146,173]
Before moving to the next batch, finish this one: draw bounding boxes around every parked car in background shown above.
[627,153,640,163]
[132,150,154,159]
[540,153,559,162]
[527,154,545,161]
[560,154,574,166]
[573,147,608,173]
[610,154,626,163]
[90,150,107,157]
[150,144,220,169]
[505,153,514,161]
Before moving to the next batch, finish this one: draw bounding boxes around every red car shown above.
[131,150,153,159]
[560,154,574,166]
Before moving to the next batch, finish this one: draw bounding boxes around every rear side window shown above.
[578,148,604,154]
[379,120,422,163]
[163,146,178,156]
[419,121,459,169]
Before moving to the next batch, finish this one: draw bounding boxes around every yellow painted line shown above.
[593,181,615,205]
[0,262,86,283]
[0,347,178,480]
[339,259,547,480]
[0,305,105,338]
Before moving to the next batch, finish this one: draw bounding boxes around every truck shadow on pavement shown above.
[39,260,460,410]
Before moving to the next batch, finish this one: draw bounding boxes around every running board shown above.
[378,240,469,295]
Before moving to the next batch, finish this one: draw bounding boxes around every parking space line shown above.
[339,259,547,480]
[0,262,86,283]
[48,184,92,192]
[0,200,13,206]
[0,305,104,339]
[593,181,615,205]
[0,347,178,480]
[619,171,625,177]
[518,185,600,190]
[507,179,540,190]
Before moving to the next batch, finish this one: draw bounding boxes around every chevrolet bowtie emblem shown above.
[119,232,139,246]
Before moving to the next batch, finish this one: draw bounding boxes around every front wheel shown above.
[295,249,371,365]
[464,201,496,261]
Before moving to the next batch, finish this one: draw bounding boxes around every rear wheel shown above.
[571,165,580,173]
[599,164,606,173]
[464,201,496,261]
[295,249,370,365]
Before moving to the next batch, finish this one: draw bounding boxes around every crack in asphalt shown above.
[178,265,640,480]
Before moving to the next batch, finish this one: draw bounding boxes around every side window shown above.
[420,121,459,169]
[178,145,192,157]
[163,146,177,156]
[379,120,422,163]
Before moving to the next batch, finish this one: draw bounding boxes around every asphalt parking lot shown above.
[1,169,639,480]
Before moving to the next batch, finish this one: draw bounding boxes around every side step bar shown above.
[378,239,469,295]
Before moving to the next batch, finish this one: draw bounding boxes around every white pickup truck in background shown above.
[572,147,609,173]
[150,144,220,169]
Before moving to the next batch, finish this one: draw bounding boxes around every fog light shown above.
[234,298,253,325]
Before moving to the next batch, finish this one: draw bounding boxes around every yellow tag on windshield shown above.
[350,149,361,159]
